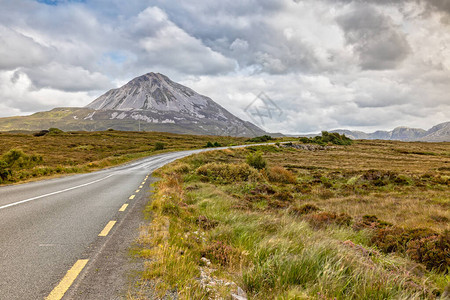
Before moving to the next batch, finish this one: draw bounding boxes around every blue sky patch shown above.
[37,0,86,5]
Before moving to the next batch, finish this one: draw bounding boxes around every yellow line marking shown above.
[139,185,143,189]
[135,189,140,193]
[129,195,135,200]
[141,182,145,185]
[98,220,116,237]
[119,204,128,212]
[46,259,89,300]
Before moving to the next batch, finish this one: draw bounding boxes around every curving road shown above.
[0,148,217,300]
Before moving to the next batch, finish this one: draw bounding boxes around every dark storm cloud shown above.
[336,5,410,70]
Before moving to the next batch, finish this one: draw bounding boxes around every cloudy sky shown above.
[0,0,449,133]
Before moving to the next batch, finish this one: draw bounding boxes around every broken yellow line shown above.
[135,189,140,193]
[98,220,116,237]
[119,204,128,212]
[139,185,143,189]
[46,259,88,300]
[141,182,145,185]
[129,195,135,200]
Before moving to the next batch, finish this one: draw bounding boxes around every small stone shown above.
[200,257,211,266]
[237,287,247,297]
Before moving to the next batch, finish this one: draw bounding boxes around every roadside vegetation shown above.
[0,130,254,184]
[299,131,353,145]
[132,140,449,299]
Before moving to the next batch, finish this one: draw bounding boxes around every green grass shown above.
[132,141,450,299]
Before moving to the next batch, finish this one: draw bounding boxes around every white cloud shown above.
[0,26,50,70]
[0,0,448,133]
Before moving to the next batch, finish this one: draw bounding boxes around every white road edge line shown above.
[0,174,115,211]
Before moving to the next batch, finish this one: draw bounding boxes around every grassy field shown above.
[132,140,449,299]
[0,130,249,185]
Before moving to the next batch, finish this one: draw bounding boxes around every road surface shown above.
[0,148,215,299]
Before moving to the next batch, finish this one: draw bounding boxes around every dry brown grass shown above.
[0,130,248,184]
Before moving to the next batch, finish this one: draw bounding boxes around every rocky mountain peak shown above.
[82,72,267,137]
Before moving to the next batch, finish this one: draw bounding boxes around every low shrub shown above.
[267,166,297,184]
[406,231,450,273]
[154,142,165,150]
[197,215,219,230]
[306,211,352,228]
[2,149,43,169]
[370,225,449,272]
[353,215,393,230]
[33,130,49,137]
[196,162,260,183]
[0,160,11,181]
[48,128,64,135]
[246,135,273,143]
[290,203,321,216]
[299,131,352,146]
[201,241,236,266]
[204,141,222,148]
[246,151,267,170]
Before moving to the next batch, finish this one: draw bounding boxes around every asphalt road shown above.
[0,148,212,300]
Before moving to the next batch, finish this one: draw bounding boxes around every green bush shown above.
[204,141,222,148]
[299,131,352,146]
[48,128,64,135]
[0,149,43,183]
[246,135,274,143]
[0,160,11,182]
[246,151,267,170]
[154,142,165,150]
[2,149,42,169]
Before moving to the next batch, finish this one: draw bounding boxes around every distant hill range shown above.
[0,72,268,137]
[331,122,450,142]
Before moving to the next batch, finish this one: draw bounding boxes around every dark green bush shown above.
[246,151,267,170]
[299,131,352,146]
[33,130,49,137]
[204,141,222,148]
[246,135,274,143]
[154,142,165,150]
[0,160,11,182]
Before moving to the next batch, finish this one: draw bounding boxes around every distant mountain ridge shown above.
[0,72,269,137]
[331,122,450,142]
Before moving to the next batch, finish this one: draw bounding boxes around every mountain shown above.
[0,73,268,137]
[331,122,450,142]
